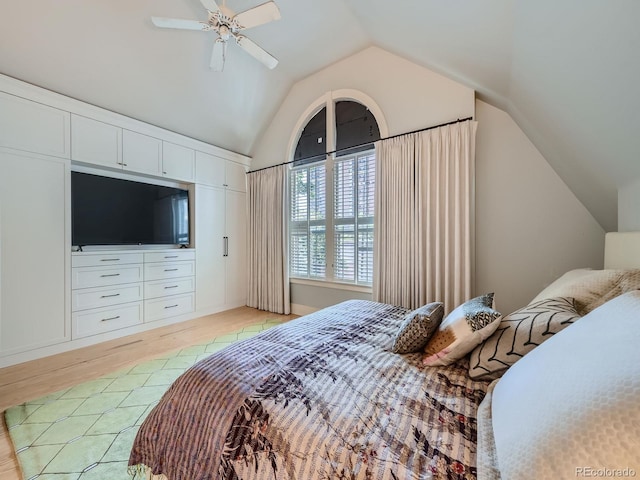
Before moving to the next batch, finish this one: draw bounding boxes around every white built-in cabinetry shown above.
[0,148,70,355]
[163,142,195,182]
[71,115,196,183]
[71,252,144,339]
[194,152,247,315]
[122,130,163,176]
[71,250,195,338]
[196,151,247,192]
[0,91,70,158]
[143,250,196,321]
[71,115,122,168]
[0,74,251,367]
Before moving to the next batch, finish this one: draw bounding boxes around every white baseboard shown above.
[290,304,319,316]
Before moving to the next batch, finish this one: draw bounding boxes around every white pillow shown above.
[530,268,594,303]
[530,268,640,314]
[487,291,640,479]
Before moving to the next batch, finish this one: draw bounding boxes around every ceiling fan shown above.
[152,0,281,72]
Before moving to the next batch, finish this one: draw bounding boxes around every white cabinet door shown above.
[0,91,70,158]
[195,151,225,187]
[225,190,247,307]
[195,185,226,312]
[0,149,69,355]
[71,114,122,168]
[122,130,162,176]
[163,142,195,182]
[225,161,247,192]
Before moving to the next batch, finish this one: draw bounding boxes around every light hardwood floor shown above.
[0,307,297,480]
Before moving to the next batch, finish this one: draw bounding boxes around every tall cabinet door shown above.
[0,149,69,355]
[225,189,247,307]
[195,185,226,312]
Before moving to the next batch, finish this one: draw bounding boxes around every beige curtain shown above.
[373,120,478,313]
[247,165,290,314]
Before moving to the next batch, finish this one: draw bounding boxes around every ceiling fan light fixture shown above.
[151,0,281,71]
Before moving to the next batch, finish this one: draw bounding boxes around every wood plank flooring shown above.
[0,307,297,480]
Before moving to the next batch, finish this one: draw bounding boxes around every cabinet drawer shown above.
[72,264,143,289]
[144,293,194,322]
[144,250,195,263]
[72,283,143,312]
[72,252,144,268]
[145,277,195,299]
[72,302,143,339]
[144,261,195,281]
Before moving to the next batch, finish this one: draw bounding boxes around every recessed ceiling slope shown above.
[507,0,640,231]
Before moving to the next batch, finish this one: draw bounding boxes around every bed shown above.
[129,300,490,480]
[129,232,640,480]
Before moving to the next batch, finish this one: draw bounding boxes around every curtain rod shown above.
[246,116,473,175]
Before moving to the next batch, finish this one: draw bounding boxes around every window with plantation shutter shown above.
[290,165,326,278]
[289,99,380,287]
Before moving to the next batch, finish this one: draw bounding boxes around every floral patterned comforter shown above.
[129,300,490,480]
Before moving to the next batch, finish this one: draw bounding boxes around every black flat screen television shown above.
[72,172,190,247]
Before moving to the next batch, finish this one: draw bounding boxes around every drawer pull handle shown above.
[100,258,120,262]
[101,315,121,322]
[165,285,179,289]
[100,273,121,278]
[100,293,121,298]
[164,268,179,272]
[164,304,179,309]
[165,255,179,259]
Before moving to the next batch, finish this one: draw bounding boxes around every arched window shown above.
[289,94,385,287]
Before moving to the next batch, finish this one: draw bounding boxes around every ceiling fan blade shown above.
[233,1,281,30]
[151,17,211,31]
[210,38,227,71]
[235,35,278,69]
[199,0,220,13]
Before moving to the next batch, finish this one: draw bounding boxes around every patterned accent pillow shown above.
[468,297,581,380]
[392,302,444,354]
[422,293,502,367]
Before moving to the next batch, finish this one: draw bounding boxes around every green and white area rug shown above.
[4,318,285,480]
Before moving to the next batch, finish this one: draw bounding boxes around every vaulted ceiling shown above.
[1,1,638,231]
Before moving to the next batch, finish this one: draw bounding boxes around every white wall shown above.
[618,179,640,232]
[475,100,605,314]
[251,46,475,170]
[251,46,475,310]
[252,46,605,315]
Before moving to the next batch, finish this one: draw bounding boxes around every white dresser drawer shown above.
[144,277,195,299]
[72,264,144,289]
[144,261,195,281]
[72,283,143,312]
[145,293,194,322]
[144,250,195,263]
[72,302,143,339]
[72,253,144,268]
